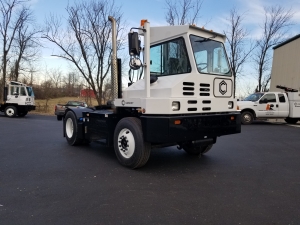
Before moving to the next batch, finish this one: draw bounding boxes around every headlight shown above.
[228,101,234,109]
[172,101,180,111]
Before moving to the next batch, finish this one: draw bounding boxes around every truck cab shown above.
[238,90,300,124]
[0,81,35,117]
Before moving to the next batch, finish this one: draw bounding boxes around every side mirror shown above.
[128,32,140,56]
[13,92,19,95]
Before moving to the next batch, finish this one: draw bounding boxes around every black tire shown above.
[182,143,213,156]
[284,117,298,124]
[64,111,83,145]
[114,117,151,169]
[241,111,254,125]
[57,115,63,121]
[4,106,17,117]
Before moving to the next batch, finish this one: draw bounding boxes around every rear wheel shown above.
[65,111,82,145]
[5,106,17,117]
[284,117,298,124]
[241,111,254,125]
[114,117,151,169]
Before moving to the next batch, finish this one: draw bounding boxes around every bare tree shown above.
[224,8,255,97]
[10,17,42,81]
[47,67,63,90]
[43,0,125,105]
[165,0,203,25]
[0,0,30,100]
[0,0,41,101]
[253,6,293,92]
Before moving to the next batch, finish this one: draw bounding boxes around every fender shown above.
[63,107,95,138]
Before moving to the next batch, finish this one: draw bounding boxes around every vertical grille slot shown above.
[200,88,210,92]
[200,93,210,96]
[183,87,194,91]
[183,92,194,96]
[183,82,194,86]
[200,83,210,87]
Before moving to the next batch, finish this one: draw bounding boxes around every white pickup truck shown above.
[238,86,300,125]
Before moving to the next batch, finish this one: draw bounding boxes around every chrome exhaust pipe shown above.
[108,16,118,102]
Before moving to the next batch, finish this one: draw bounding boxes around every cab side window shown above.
[20,87,26,96]
[260,93,276,103]
[278,94,286,103]
[10,86,19,95]
[150,37,191,76]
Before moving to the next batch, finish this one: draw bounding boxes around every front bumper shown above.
[141,112,241,143]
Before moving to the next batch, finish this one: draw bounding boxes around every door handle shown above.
[276,104,278,107]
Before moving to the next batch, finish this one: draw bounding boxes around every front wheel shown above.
[114,117,151,169]
[5,106,17,117]
[64,111,82,145]
[241,111,254,125]
[285,117,298,124]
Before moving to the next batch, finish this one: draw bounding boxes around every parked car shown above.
[55,101,88,120]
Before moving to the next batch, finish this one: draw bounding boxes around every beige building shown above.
[270,34,300,91]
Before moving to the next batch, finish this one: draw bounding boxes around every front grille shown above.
[182,82,212,112]
[183,82,195,96]
[199,83,210,96]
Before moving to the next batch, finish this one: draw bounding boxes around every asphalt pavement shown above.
[0,113,300,225]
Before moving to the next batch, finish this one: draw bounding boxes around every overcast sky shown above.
[29,0,300,95]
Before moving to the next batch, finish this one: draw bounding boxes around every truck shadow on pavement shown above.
[73,141,216,171]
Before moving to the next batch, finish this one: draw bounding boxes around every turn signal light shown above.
[141,19,148,26]
[174,120,181,125]
[230,116,235,121]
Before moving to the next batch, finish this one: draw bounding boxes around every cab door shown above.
[256,93,278,117]
[18,86,28,105]
[6,86,27,105]
[277,93,289,117]
[6,85,20,104]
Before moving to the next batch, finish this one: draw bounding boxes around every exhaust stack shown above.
[108,16,118,102]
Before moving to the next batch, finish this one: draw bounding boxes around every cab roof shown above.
[149,24,226,45]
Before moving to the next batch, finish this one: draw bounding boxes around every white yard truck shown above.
[238,85,300,125]
[0,81,35,117]
[62,17,241,169]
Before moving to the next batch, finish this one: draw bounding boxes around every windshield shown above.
[26,87,34,97]
[190,35,231,76]
[243,93,263,102]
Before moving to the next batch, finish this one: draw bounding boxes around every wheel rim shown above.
[66,118,74,138]
[243,113,251,123]
[6,108,15,117]
[117,128,135,158]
